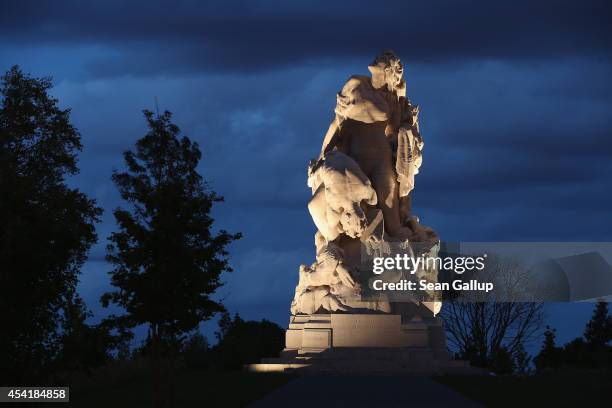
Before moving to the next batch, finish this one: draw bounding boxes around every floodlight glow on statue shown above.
[249,53,481,373]
[291,51,441,317]
[248,53,480,373]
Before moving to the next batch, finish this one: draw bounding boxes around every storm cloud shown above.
[1,0,610,343]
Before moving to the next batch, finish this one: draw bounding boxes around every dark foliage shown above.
[533,327,563,372]
[535,302,612,372]
[213,313,284,370]
[101,109,240,406]
[513,342,532,375]
[489,347,516,375]
[181,332,210,369]
[584,301,612,346]
[0,66,102,383]
[57,295,132,377]
[102,109,240,340]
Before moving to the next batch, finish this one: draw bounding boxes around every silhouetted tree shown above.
[489,346,515,375]
[584,300,612,346]
[0,66,102,383]
[442,257,543,372]
[56,294,131,376]
[560,337,593,369]
[514,342,532,375]
[534,303,612,372]
[181,332,210,369]
[102,110,240,407]
[213,312,284,369]
[534,326,562,372]
[551,301,612,370]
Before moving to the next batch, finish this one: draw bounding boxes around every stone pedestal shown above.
[248,314,479,374]
[286,314,437,349]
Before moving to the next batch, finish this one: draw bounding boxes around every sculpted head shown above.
[368,50,404,92]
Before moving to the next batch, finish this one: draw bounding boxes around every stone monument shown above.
[249,51,473,374]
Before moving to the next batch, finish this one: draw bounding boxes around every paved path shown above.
[249,375,481,408]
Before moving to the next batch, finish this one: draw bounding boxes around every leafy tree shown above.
[213,312,285,369]
[102,110,240,407]
[0,66,102,383]
[584,300,612,346]
[57,295,130,376]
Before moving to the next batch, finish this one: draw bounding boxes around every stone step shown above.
[249,348,485,375]
[247,360,483,375]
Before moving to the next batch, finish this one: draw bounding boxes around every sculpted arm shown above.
[320,114,345,158]
[320,77,364,158]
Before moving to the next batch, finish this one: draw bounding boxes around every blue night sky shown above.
[1,0,611,348]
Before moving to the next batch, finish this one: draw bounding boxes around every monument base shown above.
[247,314,481,375]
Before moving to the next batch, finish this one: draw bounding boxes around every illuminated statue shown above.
[291,51,439,316]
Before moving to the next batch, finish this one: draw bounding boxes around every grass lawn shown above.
[65,368,294,408]
[435,370,611,407]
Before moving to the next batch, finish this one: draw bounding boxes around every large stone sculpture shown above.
[249,52,478,374]
[291,50,439,317]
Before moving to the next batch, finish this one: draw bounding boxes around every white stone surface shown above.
[290,51,440,316]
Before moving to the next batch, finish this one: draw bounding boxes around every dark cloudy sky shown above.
[1,0,611,346]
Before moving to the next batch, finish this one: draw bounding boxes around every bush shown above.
[182,333,211,369]
[490,347,515,375]
[213,313,284,369]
